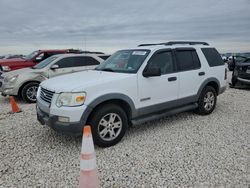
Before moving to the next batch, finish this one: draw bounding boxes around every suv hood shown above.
[0,58,26,66]
[41,70,134,93]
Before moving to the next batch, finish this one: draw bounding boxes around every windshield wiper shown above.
[99,68,114,72]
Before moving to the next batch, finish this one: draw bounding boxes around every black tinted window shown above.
[80,56,100,66]
[175,50,201,71]
[98,55,110,60]
[55,56,100,68]
[74,56,100,66]
[148,51,174,74]
[201,48,224,67]
[55,57,75,68]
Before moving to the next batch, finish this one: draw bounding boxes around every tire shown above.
[88,104,128,147]
[21,82,39,103]
[195,86,217,115]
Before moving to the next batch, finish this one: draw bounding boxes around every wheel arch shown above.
[197,78,220,98]
[83,94,137,126]
[18,80,40,97]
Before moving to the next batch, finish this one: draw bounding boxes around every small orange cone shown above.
[10,96,21,113]
[79,126,100,188]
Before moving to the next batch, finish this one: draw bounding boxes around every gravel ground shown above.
[0,84,250,187]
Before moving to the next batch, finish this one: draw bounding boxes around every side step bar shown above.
[131,103,198,126]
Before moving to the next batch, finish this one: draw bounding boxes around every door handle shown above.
[168,77,177,82]
[198,72,205,76]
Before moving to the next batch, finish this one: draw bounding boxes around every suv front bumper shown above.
[37,105,84,136]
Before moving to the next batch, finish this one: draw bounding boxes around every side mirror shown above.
[50,64,59,70]
[35,56,42,62]
[143,66,161,77]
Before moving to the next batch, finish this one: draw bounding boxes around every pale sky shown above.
[0,0,249,55]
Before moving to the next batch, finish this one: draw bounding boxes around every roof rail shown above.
[166,41,209,46]
[79,51,104,54]
[138,43,165,47]
[67,49,104,54]
[138,41,209,47]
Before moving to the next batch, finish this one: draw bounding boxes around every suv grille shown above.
[40,87,55,104]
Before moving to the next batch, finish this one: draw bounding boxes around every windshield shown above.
[33,56,58,69]
[95,50,150,73]
[25,51,40,60]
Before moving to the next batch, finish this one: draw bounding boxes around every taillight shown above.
[224,68,227,80]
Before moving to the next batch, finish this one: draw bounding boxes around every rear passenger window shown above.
[75,57,100,66]
[175,50,201,71]
[98,55,110,60]
[55,57,75,68]
[201,48,224,67]
[147,51,175,74]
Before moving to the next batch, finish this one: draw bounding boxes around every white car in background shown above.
[0,53,108,103]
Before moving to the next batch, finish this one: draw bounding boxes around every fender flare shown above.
[80,93,137,125]
[196,77,220,100]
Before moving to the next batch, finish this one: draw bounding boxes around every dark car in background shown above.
[228,56,250,87]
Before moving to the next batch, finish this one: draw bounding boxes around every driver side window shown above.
[147,51,175,75]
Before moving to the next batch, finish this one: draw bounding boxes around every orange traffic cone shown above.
[79,126,100,188]
[10,96,21,113]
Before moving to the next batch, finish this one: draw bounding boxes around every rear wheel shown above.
[21,82,39,103]
[195,86,217,115]
[89,104,128,147]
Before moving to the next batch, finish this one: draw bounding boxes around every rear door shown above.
[48,57,75,78]
[174,48,203,99]
[71,56,101,72]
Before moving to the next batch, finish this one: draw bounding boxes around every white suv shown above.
[36,41,227,147]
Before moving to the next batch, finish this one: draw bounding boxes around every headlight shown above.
[56,92,86,107]
[4,75,18,83]
[2,66,11,71]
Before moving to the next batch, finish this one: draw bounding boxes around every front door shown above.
[137,50,179,116]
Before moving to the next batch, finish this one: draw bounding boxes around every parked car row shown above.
[0,52,109,102]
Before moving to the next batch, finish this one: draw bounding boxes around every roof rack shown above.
[138,41,209,47]
[166,41,209,46]
[67,49,104,54]
[138,43,165,47]
[138,43,164,47]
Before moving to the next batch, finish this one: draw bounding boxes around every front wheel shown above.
[89,104,128,147]
[21,82,39,103]
[195,86,217,115]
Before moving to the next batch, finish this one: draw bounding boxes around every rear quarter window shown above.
[201,48,224,67]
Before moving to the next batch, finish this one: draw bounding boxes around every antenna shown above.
[84,35,87,52]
